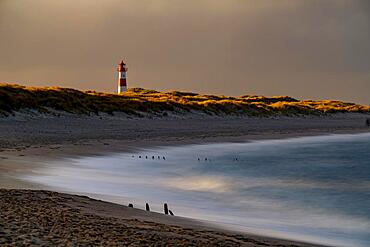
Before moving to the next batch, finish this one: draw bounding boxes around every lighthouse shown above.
[117,60,128,94]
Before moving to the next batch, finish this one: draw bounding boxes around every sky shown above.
[0,0,369,104]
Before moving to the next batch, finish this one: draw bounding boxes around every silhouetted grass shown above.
[1,83,369,117]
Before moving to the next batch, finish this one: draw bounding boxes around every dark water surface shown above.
[24,133,370,247]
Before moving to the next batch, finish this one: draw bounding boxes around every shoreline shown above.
[0,188,327,247]
[1,121,368,191]
[1,114,370,246]
[1,113,370,159]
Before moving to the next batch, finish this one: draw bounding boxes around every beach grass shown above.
[1,83,369,117]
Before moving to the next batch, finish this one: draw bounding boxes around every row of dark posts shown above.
[128,202,174,216]
[132,155,166,160]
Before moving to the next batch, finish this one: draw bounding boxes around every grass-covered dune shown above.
[1,83,369,117]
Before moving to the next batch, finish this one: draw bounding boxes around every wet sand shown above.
[1,112,370,156]
[0,189,326,247]
[1,113,370,246]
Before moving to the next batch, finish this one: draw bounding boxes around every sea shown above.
[23,133,370,247]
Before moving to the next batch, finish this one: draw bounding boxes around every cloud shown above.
[0,0,369,103]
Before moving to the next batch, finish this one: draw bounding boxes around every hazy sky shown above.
[0,0,369,104]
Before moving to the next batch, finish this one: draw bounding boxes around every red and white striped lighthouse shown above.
[117,60,128,94]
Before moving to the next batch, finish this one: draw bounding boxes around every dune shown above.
[1,83,369,117]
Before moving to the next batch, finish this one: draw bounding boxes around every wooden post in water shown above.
[164,203,169,215]
[128,203,133,208]
[146,203,150,212]
[169,210,174,216]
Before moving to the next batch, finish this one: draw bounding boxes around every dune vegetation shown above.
[0,83,369,117]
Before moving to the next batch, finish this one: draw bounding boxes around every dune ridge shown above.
[1,83,369,117]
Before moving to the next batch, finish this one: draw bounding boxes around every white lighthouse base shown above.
[118,86,127,94]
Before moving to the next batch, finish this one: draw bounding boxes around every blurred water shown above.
[24,133,370,247]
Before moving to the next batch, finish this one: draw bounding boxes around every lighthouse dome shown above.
[117,60,127,72]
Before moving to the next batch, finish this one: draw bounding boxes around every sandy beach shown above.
[0,189,327,247]
[1,112,370,155]
[1,113,370,246]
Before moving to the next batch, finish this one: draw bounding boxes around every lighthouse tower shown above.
[117,60,128,94]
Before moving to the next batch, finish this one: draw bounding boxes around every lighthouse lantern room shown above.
[117,60,128,94]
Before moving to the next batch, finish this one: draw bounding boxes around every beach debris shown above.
[146,203,150,212]
[128,203,134,208]
[164,203,169,215]
[169,210,174,216]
